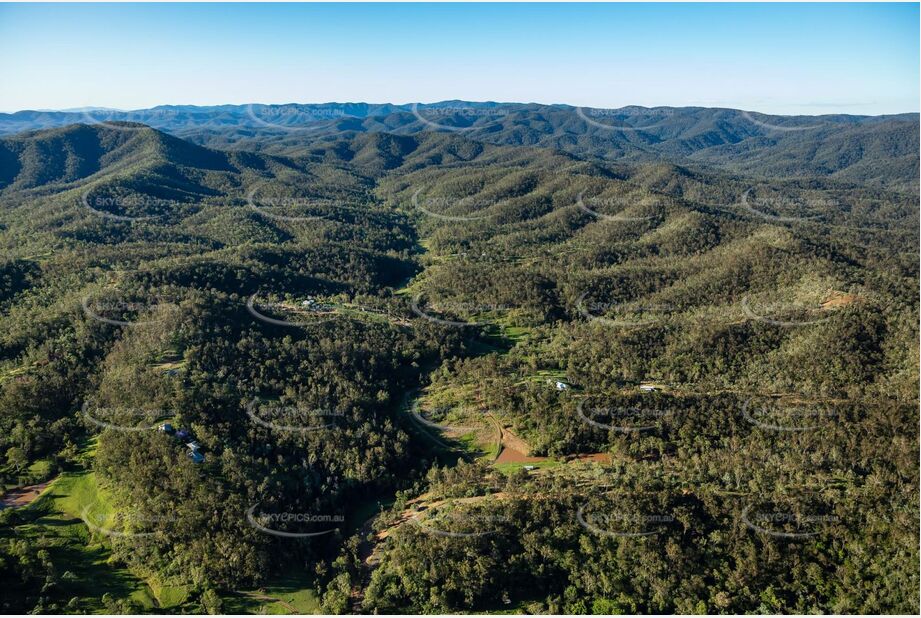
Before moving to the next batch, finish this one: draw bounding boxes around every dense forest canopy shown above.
[2,103,918,191]
[0,107,917,614]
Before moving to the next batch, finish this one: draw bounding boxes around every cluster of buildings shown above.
[300,297,334,312]
[158,423,205,463]
[548,378,662,393]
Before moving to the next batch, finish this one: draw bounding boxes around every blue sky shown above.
[0,2,917,115]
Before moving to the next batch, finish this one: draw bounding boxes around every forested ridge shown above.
[0,117,917,614]
[3,103,918,191]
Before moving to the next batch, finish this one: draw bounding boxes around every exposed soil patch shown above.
[821,291,858,310]
[490,421,548,464]
[0,478,55,509]
[570,453,612,464]
[500,429,533,455]
[495,445,548,464]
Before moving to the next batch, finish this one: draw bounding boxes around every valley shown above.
[0,104,917,614]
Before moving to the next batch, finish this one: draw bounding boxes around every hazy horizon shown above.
[4,100,920,118]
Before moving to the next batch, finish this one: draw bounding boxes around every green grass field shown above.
[0,361,34,385]
[2,435,197,613]
[226,574,322,614]
[2,458,55,492]
[9,471,159,613]
[5,445,322,614]
[493,460,563,475]
[26,458,54,479]
[457,431,501,461]
[149,345,188,375]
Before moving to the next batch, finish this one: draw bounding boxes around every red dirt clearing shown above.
[821,292,858,310]
[495,445,547,464]
[0,479,54,509]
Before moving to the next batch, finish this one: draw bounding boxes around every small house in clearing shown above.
[301,297,333,312]
[639,384,659,392]
[158,423,175,434]
[186,441,201,451]
[554,381,570,391]
[188,450,205,464]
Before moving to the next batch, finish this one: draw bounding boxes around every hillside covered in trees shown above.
[0,113,917,614]
[2,103,918,191]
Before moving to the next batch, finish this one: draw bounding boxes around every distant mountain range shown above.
[2,102,917,191]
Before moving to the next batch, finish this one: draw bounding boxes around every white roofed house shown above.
[186,441,204,463]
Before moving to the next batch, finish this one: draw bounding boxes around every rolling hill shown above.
[2,102,917,191]
[0,118,917,614]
